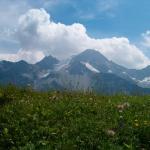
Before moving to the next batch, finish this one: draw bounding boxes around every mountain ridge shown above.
[0,49,150,94]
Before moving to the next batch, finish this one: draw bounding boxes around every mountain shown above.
[68,49,125,74]
[36,55,59,70]
[67,49,132,80]
[67,49,150,88]
[125,66,150,88]
[91,73,150,95]
[0,60,36,86]
[34,50,150,94]
[0,49,150,94]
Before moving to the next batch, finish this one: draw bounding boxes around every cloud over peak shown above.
[0,8,150,69]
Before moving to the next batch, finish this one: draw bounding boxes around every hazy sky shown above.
[0,0,150,69]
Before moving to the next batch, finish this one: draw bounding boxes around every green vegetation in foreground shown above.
[0,85,150,150]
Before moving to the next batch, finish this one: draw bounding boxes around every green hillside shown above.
[0,85,150,150]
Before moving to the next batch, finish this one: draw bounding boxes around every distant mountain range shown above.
[1,49,150,94]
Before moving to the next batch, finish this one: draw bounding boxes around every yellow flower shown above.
[134,123,139,127]
[144,121,148,125]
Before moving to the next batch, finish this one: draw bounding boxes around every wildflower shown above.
[89,98,93,101]
[134,123,139,127]
[116,102,130,111]
[49,95,59,101]
[119,116,123,119]
[106,129,116,137]
[144,121,148,125]
[119,110,123,113]
[52,95,57,100]
[123,102,130,108]
[116,104,124,110]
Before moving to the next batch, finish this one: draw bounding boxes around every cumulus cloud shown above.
[16,9,89,58]
[0,8,150,69]
[88,37,150,69]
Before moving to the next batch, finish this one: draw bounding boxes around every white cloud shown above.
[0,50,44,64]
[0,0,30,31]
[141,30,150,48]
[87,37,150,69]
[97,0,120,12]
[0,8,150,69]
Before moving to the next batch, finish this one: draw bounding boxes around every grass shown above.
[0,85,150,150]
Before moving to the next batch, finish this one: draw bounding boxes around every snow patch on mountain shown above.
[81,62,100,73]
[108,70,112,73]
[131,77,137,81]
[122,71,127,74]
[55,59,71,71]
[22,73,32,79]
[139,77,150,84]
[137,77,150,88]
[38,71,50,79]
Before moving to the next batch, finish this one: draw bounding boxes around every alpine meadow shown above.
[0,0,150,149]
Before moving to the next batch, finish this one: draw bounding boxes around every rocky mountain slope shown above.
[0,49,150,94]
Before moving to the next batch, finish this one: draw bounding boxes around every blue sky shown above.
[1,0,150,40]
[0,0,150,69]
[40,0,150,40]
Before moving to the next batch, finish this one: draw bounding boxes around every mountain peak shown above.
[79,49,105,57]
[15,60,28,65]
[71,49,108,64]
[36,55,59,70]
[81,49,101,54]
